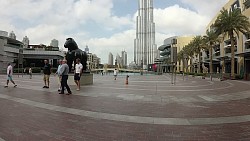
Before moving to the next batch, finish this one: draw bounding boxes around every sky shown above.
[0,0,229,64]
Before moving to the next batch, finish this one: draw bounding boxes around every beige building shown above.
[87,53,100,70]
[205,0,250,79]
[159,36,194,72]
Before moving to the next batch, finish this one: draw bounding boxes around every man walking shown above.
[55,60,62,91]
[4,63,17,88]
[43,60,51,88]
[58,60,72,95]
[74,58,83,91]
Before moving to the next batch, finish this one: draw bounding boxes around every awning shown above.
[0,36,23,45]
[235,51,250,57]
[160,50,170,56]
[158,44,171,51]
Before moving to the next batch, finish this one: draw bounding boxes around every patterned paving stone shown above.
[0,74,250,140]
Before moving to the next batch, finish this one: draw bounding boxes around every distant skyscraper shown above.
[108,52,113,65]
[134,0,157,69]
[121,51,127,67]
[116,54,122,68]
[22,36,29,48]
[9,31,16,40]
[85,45,89,53]
[0,30,8,37]
[50,39,59,47]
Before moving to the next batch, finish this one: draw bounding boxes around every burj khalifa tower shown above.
[134,0,157,69]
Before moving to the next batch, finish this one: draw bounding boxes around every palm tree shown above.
[214,8,250,79]
[183,44,194,72]
[203,30,219,75]
[192,36,204,73]
[177,50,184,72]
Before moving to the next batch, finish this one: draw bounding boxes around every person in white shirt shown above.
[55,60,63,91]
[74,58,83,91]
[114,69,118,80]
[4,63,17,88]
[29,67,32,79]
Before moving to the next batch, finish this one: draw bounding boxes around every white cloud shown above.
[154,5,209,35]
[180,0,229,18]
[83,30,135,64]
[0,0,229,65]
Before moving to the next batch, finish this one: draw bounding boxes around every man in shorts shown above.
[43,60,51,88]
[74,58,83,91]
[4,63,17,88]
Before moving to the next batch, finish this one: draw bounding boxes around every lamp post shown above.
[140,59,143,75]
[18,45,24,78]
[183,54,188,80]
[171,38,177,84]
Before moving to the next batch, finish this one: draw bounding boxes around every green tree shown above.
[214,8,250,79]
[183,44,194,72]
[177,50,184,72]
[203,30,220,75]
[192,36,204,73]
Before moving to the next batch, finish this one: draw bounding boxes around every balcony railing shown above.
[212,51,220,58]
[225,47,237,54]
[246,44,250,50]
[244,0,250,9]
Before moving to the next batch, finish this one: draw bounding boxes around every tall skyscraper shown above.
[134,0,157,69]
[50,39,59,47]
[22,36,29,48]
[85,45,89,53]
[108,52,113,65]
[9,31,16,40]
[121,51,127,67]
[116,54,123,68]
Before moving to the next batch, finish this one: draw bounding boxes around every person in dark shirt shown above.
[43,60,51,88]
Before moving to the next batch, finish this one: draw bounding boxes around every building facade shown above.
[85,45,89,53]
[87,53,100,70]
[22,36,29,48]
[121,50,127,67]
[0,30,64,72]
[205,0,250,79]
[159,36,194,73]
[50,39,59,47]
[116,54,122,68]
[0,31,23,72]
[108,52,113,65]
[134,0,157,69]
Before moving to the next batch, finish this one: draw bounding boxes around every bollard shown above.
[125,75,129,85]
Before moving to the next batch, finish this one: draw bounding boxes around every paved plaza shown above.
[0,73,250,141]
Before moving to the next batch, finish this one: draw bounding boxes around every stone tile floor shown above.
[0,74,250,141]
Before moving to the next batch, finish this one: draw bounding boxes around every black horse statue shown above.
[64,38,87,73]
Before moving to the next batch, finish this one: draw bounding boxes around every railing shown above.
[244,0,250,9]
[5,44,21,49]
[23,50,64,56]
[225,48,237,54]
[246,44,250,50]
[4,46,19,53]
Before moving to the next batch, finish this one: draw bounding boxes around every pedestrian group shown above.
[4,58,84,96]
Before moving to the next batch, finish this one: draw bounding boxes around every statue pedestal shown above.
[68,73,93,86]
